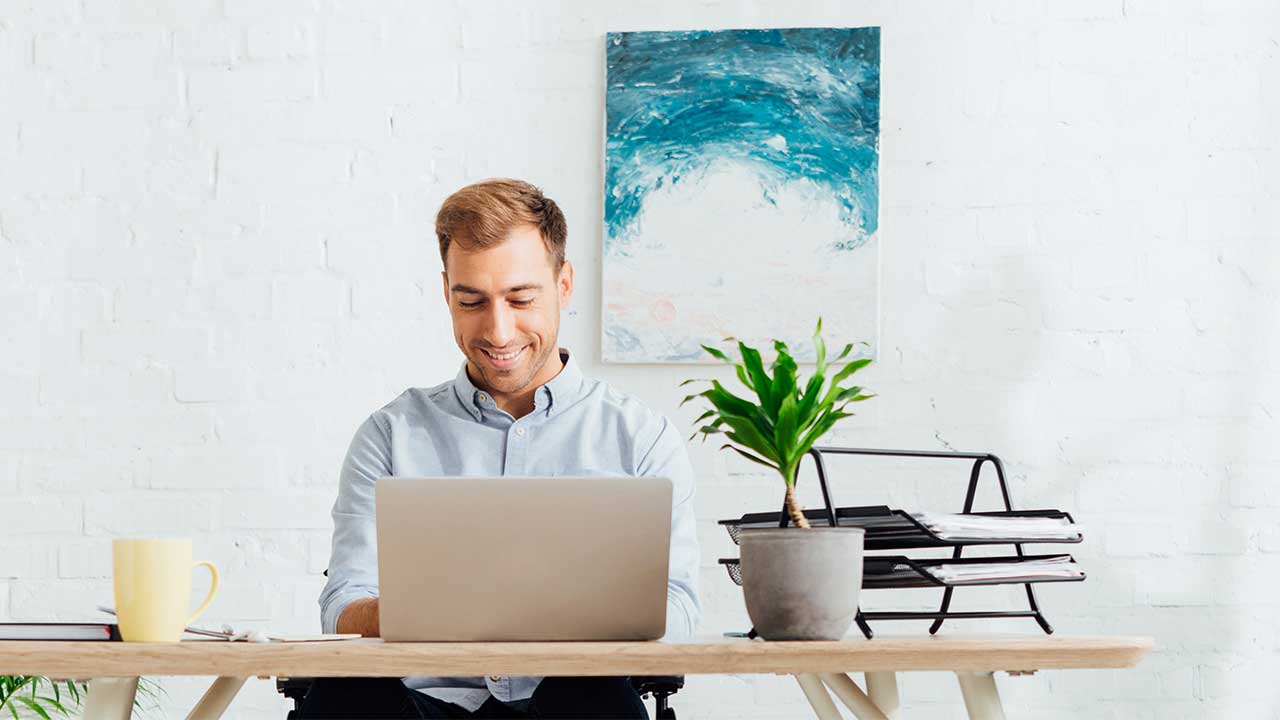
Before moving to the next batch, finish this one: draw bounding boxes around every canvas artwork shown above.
[603,27,881,363]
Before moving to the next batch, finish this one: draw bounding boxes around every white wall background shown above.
[2,0,1277,717]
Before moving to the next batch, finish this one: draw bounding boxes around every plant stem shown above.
[784,483,810,529]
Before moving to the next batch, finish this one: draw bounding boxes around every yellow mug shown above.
[112,539,218,643]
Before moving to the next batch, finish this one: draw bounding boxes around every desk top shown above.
[0,634,1152,678]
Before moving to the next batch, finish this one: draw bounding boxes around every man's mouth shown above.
[481,346,526,369]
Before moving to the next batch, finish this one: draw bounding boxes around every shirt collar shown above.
[452,347,584,421]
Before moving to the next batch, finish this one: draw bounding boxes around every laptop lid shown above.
[375,476,672,642]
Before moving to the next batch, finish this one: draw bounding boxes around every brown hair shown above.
[435,178,567,270]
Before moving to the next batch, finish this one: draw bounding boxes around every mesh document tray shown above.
[721,446,1085,637]
[718,505,1081,550]
[718,553,1086,590]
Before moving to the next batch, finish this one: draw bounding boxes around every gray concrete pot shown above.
[739,527,865,640]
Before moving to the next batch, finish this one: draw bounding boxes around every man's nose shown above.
[481,303,517,347]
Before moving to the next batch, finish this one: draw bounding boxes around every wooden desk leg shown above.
[82,677,139,720]
[955,671,1008,720]
[865,672,900,718]
[185,676,249,720]
[794,673,842,720]
[818,672,889,720]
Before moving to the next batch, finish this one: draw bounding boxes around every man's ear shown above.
[441,270,450,306]
[558,260,574,308]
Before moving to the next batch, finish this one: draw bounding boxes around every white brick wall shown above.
[1,0,1277,717]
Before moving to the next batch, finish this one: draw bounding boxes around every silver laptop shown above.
[375,476,672,642]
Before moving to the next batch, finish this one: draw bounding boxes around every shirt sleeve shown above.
[636,414,703,641]
[318,414,391,634]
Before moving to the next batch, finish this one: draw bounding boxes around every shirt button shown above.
[515,427,525,436]
[477,393,487,403]
[489,675,502,682]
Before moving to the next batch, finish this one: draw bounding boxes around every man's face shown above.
[442,224,573,399]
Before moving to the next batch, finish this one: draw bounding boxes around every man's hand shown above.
[337,597,380,637]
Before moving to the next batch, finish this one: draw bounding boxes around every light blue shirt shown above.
[318,348,701,712]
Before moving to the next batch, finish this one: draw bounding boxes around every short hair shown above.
[435,178,567,271]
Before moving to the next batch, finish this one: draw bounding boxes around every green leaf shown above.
[15,697,52,720]
[678,390,710,408]
[774,393,799,462]
[794,408,853,459]
[823,358,872,405]
[706,381,771,430]
[795,371,826,430]
[697,418,725,431]
[737,342,774,415]
[718,414,781,463]
[677,378,709,387]
[813,326,827,378]
[734,363,755,392]
[770,341,798,409]
[831,386,863,405]
[700,344,732,363]
[34,697,68,714]
[719,444,778,472]
[690,426,719,443]
[769,339,789,372]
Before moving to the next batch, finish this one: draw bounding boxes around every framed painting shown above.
[603,27,880,363]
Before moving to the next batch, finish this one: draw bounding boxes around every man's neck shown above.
[475,351,566,420]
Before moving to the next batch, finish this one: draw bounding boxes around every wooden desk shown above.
[0,634,1152,720]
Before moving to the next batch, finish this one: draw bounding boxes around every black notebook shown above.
[0,623,121,641]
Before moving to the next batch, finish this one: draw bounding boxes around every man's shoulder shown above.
[364,381,455,430]
[581,375,671,431]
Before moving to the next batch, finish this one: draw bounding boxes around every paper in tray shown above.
[719,506,1082,550]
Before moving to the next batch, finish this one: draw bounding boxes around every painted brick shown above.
[83,493,217,535]
[245,21,316,61]
[0,497,83,535]
[186,62,318,109]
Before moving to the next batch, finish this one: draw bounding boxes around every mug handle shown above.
[186,561,219,627]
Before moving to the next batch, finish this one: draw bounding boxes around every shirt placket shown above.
[503,419,529,475]
[493,413,528,694]
[477,392,533,696]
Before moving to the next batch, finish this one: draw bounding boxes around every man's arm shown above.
[636,415,702,641]
[337,597,380,636]
[318,414,392,636]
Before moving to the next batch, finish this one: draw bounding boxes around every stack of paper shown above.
[911,512,1082,542]
[920,555,1085,584]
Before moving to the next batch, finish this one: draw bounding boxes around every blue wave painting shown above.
[603,27,880,363]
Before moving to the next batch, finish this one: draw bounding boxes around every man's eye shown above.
[457,298,532,309]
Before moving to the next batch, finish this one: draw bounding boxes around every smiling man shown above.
[303,179,701,719]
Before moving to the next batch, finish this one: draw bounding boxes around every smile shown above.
[482,346,526,367]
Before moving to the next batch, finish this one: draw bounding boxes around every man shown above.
[301,178,701,719]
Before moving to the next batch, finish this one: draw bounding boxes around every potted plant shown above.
[682,318,874,640]
[0,675,162,718]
